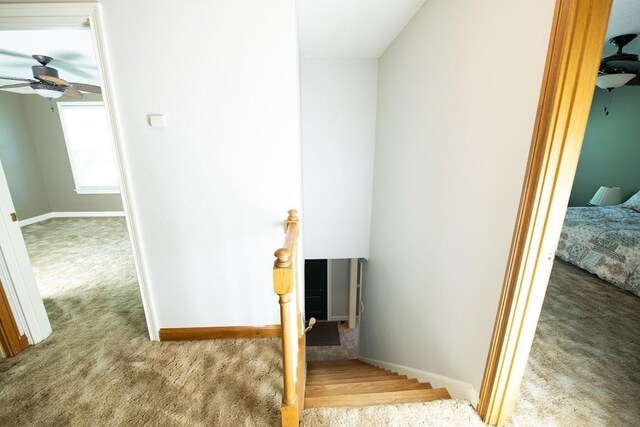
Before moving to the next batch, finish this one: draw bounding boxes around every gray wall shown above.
[569,86,640,206]
[22,94,123,213]
[0,93,51,219]
[330,259,350,318]
[359,0,556,390]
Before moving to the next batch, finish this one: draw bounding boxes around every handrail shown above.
[273,209,304,427]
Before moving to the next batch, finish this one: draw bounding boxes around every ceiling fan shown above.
[597,33,640,90]
[0,54,101,99]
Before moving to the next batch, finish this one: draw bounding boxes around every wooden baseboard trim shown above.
[159,325,281,341]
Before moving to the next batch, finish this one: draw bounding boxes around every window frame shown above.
[57,101,121,195]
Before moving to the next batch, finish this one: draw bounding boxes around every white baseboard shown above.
[329,315,348,321]
[19,211,125,227]
[52,211,125,218]
[359,356,479,407]
[19,213,53,227]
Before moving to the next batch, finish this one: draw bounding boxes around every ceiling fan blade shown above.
[40,75,69,86]
[70,83,101,94]
[601,53,638,65]
[63,87,83,99]
[50,61,96,79]
[606,60,640,73]
[0,49,32,60]
[0,83,31,89]
[48,51,85,61]
[0,76,36,83]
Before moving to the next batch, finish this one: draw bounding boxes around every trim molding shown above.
[159,325,282,341]
[19,211,126,227]
[477,0,612,425]
[19,213,53,227]
[326,259,332,320]
[0,279,29,357]
[360,356,479,406]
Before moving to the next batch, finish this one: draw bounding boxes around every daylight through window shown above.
[57,102,120,194]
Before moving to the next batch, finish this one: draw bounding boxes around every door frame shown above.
[0,279,28,357]
[0,3,158,341]
[477,0,612,425]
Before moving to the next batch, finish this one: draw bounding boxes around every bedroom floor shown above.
[510,259,640,426]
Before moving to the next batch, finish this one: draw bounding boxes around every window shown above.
[57,102,120,194]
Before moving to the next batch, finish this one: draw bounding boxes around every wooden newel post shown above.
[274,210,301,426]
[274,247,298,425]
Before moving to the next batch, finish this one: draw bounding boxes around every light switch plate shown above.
[148,114,166,128]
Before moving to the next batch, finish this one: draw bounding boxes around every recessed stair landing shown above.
[305,360,451,409]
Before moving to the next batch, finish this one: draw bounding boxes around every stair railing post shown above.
[273,209,301,426]
[274,248,296,409]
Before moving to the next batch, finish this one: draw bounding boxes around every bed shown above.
[556,191,640,297]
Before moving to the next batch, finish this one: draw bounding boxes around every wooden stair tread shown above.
[308,369,392,380]
[304,388,451,408]
[307,372,406,385]
[308,366,386,374]
[308,359,362,365]
[306,379,432,397]
[307,377,419,390]
[304,360,451,409]
[308,364,382,373]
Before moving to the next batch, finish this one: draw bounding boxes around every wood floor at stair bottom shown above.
[305,360,451,409]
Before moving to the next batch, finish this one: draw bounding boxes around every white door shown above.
[0,159,51,344]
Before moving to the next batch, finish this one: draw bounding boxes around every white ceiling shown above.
[297,0,640,59]
[0,0,637,92]
[297,0,427,58]
[0,29,99,94]
[604,0,640,56]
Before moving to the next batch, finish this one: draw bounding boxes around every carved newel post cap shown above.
[287,209,299,223]
[274,248,292,268]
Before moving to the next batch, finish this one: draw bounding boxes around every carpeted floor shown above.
[510,259,640,426]
[1,218,638,426]
[0,218,284,426]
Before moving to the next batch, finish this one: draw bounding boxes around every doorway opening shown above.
[477,0,634,425]
[0,4,155,358]
[304,258,361,361]
[0,28,147,353]
[510,2,640,424]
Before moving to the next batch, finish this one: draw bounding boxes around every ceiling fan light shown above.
[33,87,64,99]
[596,73,636,90]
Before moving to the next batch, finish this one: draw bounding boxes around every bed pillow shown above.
[621,191,640,212]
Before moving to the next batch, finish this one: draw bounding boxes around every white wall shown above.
[100,0,302,329]
[359,0,556,391]
[301,58,377,259]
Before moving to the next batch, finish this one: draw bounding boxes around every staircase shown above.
[305,360,451,409]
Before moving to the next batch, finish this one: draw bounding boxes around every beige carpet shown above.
[510,259,640,426]
[1,219,638,426]
[0,218,284,426]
